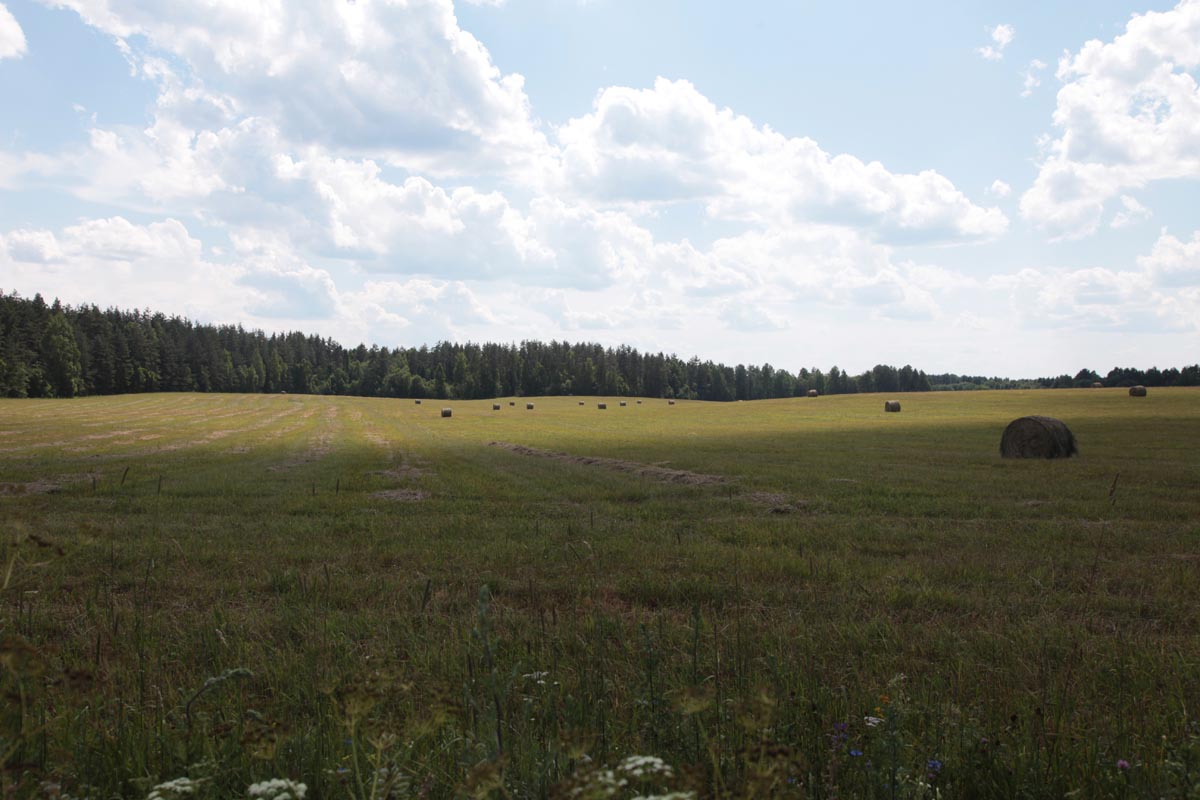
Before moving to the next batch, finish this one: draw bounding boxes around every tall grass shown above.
[1,390,1198,798]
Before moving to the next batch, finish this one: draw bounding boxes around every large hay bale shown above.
[619,401,627,407]
[578,401,585,406]
[668,399,676,405]
[884,400,901,412]
[492,404,501,411]
[1129,385,1147,397]
[999,416,1077,459]
[807,389,819,397]
[597,403,607,410]
[526,402,535,410]
[1091,382,1103,389]
[415,400,421,405]
[637,400,642,405]
[441,408,452,418]
[509,401,515,406]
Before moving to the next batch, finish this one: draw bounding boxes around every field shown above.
[2,389,1198,799]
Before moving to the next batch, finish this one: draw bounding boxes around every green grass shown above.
[2,389,1198,798]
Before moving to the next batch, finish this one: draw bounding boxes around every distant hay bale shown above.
[492,403,501,410]
[884,400,901,412]
[578,401,585,405]
[999,416,1077,459]
[598,403,607,410]
[526,402,535,410]
[1091,382,1103,389]
[509,401,515,406]
[668,399,676,405]
[637,400,642,404]
[441,408,452,418]
[807,389,819,397]
[1129,385,1147,397]
[415,400,422,405]
[619,401,627,407]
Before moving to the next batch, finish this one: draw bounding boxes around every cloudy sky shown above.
[1,0,1198,377]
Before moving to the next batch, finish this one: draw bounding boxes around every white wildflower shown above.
[618,755,673,778]
[522,671,550,685]
[147,778,199,800]
[865,715,883,727]
[247,779,307,800]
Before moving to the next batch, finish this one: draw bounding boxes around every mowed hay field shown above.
[2,390,1198,799]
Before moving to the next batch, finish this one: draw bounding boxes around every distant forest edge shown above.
[2,291,1197,400]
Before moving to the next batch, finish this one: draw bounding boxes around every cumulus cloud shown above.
[1110,195,1152,228]
[556,78,1007,242]
[987,179,1012,198]
[977,24,1014,61]
[1021,0,1200,238]
[1021,59,1047,97]
[989,227,1200,332]
[0,3,26,59]
[0,216,251,322]
[1138,228,1200,287]
[42,0,547,173]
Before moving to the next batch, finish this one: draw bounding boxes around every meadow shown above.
[1,389,1198,799]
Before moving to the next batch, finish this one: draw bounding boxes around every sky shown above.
[1,0,1198,378]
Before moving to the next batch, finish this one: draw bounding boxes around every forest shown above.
[2,290,1197,400]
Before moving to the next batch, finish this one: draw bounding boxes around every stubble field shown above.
[1,389,1198,798]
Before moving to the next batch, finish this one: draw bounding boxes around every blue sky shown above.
[1,0,1198,377]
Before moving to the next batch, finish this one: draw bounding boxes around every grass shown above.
[1,389,1199,798]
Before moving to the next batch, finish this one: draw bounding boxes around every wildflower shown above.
[849,749,863,758]
[1117,759,1130,771]
[147,778,199,800]
[927,759,942,773]
[247,779,307,800]
[523,671,550,686]
[618,755,673,778]
[864,715,883,727]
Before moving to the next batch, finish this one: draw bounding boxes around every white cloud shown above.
[977,24,1014,61]
[1021,0,1200,238]
[1110,195,1152,228]
[988,179,1012,198]
[0,3,26,59]
[1138,228,1200,287]
[1021,58,1047,97]
[989,227,1200,333]
[2,229,64,263]
[43,0,547,174]
[555,78,1007,242]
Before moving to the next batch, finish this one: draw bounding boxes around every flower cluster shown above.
[247,779,307,800]
[147,778,199,800]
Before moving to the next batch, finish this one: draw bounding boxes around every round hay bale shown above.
[1091,382,1103,389]
[999,416,1077,459]
[415,400,422,405]
[637,400,642,404]
[441,408,452,418]
[578,401,585,406]
[597,403,607,410]
[526,402,535,410]
[884,400,901,412]
[1129,385,1147,397]
[619,401,627,407]
[508,401,515,406]
[668,399,676,405]
[807,389,819,397]
[492,403,501,410]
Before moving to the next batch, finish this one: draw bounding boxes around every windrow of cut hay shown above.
[488,441,726,485]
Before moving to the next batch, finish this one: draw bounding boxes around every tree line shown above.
[1,291,1196,400]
